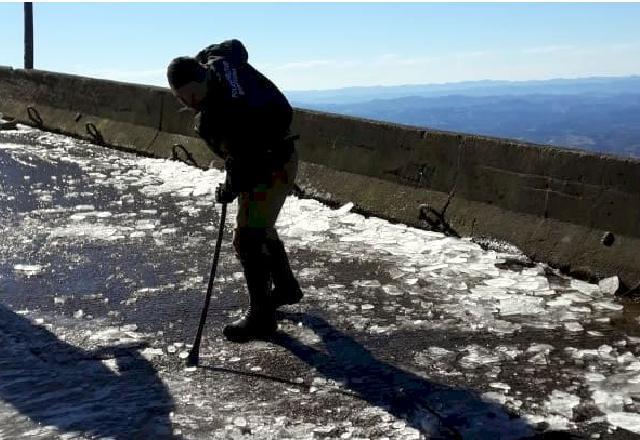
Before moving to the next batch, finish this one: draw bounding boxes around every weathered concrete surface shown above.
[1,66,639,289]
[2,127,640,439]
[292,111,640,290]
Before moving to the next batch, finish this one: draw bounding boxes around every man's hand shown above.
[215,182,237,204]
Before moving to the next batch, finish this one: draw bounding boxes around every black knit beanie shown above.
[167,56,205,89]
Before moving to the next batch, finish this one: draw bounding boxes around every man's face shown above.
[173,80,207,110]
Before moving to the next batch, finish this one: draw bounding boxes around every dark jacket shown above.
[194,40,293,192]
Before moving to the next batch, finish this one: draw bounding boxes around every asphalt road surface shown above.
[1,126,639,439]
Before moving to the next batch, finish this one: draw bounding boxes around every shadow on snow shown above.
[0,304,178,439]
[273,311,541,440]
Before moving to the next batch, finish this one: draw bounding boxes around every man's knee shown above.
[233,227,270,262]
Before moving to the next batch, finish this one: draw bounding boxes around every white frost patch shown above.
[482,391,508,405]
[414,346,456,368]
[544,390,581,419]
[5,128,640,436]
[74,204,96,211]
[141,347,165,360]
[598,276,619,295]
[571,279,600,295]
[607,412,640,434]
[459,345,500,369]
[13,264,45,276]
[564,322,584,332]
[592,301,624,312]
[498,296,545,317]
[49,224,129,241]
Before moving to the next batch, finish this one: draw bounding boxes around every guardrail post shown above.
[24,2,33,69]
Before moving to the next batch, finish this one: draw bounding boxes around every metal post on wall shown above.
[24,2,33,69]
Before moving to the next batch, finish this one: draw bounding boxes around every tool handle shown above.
[187,202,227,366]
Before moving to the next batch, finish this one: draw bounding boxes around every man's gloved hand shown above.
[215,182,237,204]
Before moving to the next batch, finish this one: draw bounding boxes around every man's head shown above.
[167,56,208,110]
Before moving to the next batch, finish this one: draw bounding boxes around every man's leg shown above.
[236,150,302,309]
[223,227,276,342]
[265,229,303,308]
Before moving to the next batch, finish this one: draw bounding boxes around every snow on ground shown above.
[1,126,640,438]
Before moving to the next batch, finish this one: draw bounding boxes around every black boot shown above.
[266,236,303,308]
[223,248,277,343]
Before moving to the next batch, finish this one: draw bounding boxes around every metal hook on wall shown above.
[85,122,104,145]
[26,106,43,127]
[171,144,198,166]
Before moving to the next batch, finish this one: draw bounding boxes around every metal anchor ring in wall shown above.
[26,106,43,127]
[85,122,104,145]
[171,144,198,166]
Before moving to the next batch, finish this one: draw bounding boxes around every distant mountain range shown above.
[286,76,640,158]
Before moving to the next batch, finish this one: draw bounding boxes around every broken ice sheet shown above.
[458,345,501,369]
[7,130,640,437]
[414,346,457,368]
[13,264,45,276]
[598,276,619,295]
[592,301,624,311]
[563,322,584,332]
[607,412,640,434]
[498,296,545,316]
[543,390,581,419]
[487,319,522,335]
[381,284,404,296]
[141,347,165,359]
[354,279,382,288]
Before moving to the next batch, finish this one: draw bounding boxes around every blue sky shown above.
[1,2,639,91]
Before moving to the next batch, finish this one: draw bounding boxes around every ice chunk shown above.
[329,202,354,217]
[382,284,403,296]
[484,277,517,288]
[488,319,522,335]
[298,268,323,279]
[14,264,45,276]
[527,343,554,354]
[607,412,640,434]
[482,391,508,405]
[354,279,382,288]
[544,390,580,419]
[490,382,511,391]
[592,301,624,311]
[598,276,619,295]
[498,296,544,316]
[564,322,584,332]
[233,417,248,428]
[141,348,164,358]
[69,213,87,221]
[459,345,500,369]
[571,279,600,295]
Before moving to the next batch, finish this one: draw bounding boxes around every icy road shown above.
[1,126,640,439]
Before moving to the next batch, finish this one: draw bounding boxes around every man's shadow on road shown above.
[0,304,178,439]
[273,311,541,440]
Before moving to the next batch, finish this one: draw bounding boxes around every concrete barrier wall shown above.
[1,66,639,291]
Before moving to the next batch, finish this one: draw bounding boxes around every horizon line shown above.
[282,73,640,93]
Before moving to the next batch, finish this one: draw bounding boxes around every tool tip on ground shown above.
[186,350,199,367]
